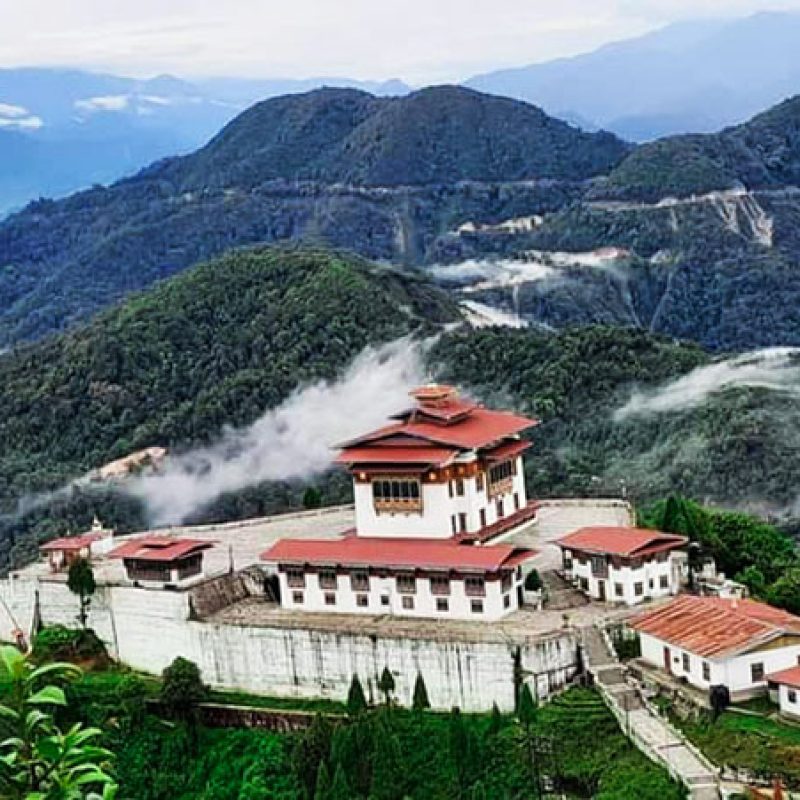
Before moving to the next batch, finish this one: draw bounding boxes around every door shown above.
[663,646,671,673]
[597,579,606,601]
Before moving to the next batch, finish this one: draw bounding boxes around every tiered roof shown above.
[336,385,537,468]
[556,527,687,558]
[631,596,800,659]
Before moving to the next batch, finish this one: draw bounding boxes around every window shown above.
[580,577,589,591]
[451,516,457,535]
[513,492,520,511]
[396,574,416,594]
[402,595,414,610]
[504,594,511,609]
[471,599,484,613]
[465,576,486,597]
[702,662,710,681]
[476,473,485,492]
[324,592,336,606]
[351,570,369,592]
[648,579,654,590]
[356,594,369,608]
[751,662,765,683]
[319,570,337,590]
[456,478,465,496]
[381,595,390,607]
[292,591,304,604]
[479,509,487,528]
[590,555,607,577]
[682,653,690,672]
[790,689,798,704]
[488,459,515,491]
[373,478,421,511]
[615,583,624,597]
[458,512,467,533]
[430,574,451,595]
[286,568,305,588]
[436,598,449,612]
[634,582,644,596]
[448,481,454,498]
[660,575,669,589]
[501,572,513,593]
[496,498,505,519]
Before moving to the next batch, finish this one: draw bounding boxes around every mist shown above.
[125,339,427,525]
[615,347,800,420]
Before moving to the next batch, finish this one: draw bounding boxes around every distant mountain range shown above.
[0,68,411,215]
[466,11,800,141]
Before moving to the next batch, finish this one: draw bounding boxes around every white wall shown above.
[639,631,800,698]
[352,456,528,539]
[0,573,576,712]
[568,553,680,606]
[278,569,523,621]
[778,684,800,719]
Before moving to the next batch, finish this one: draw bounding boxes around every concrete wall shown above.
[0,574,577,712]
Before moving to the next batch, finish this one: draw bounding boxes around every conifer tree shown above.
[412,672,430,711]
[295,714,333,799]
[370,722,404,800]
[329,764,350,800]
[377,667,395,706]
[487,702,503,736]
[517,683,537,727]
[347,674,367,715]
[313,761,331,800]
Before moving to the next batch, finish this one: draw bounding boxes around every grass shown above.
[206,688,346,714]
[730,695,775,715]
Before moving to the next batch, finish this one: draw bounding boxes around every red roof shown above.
[334,444,458,466]
[458,501,539,544]
[767,666,800,689]
[40,533,102,552]
[630,596,800,659]
[261,536,537,573]
[108,536,214,563]
[482,439,531,463]
[556,527,687,557]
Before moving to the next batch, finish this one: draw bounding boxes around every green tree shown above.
[303,487,322,510]
[67,557,96,629]
[329,764,350,800]
[369,718,404,800]
[377,667,395,707]
[346,674,367,716]
[295,714,333,800]
[313,760,331,800]
[160,656,207,751]
[448,707,478,797]
[0,645,117,800]
[412,673,430,711]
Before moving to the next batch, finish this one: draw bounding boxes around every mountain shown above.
[0,85,628,345]
[466,12,800,141]
[2,248,797,570]
[0,68,412,215]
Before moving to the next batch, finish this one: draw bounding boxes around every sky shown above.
[2,0,800,83]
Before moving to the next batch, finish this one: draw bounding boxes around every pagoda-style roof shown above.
[337,385,537,465]
[261,536,537,573]
[556,527,687,558]
[108,536,214,563]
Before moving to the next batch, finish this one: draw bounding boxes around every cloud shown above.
[615,347,800,419]
[125,338,427,524]
[74,94,130,113]
[0,102,29,118]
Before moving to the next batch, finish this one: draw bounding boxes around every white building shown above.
[262,384,540,620]
[556,527,687,605]
[38,517,115,573]
[108,536,214,588]
[631,595,800,701]
[767,666,800,720]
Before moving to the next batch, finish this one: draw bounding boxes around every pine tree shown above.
[487,702,503,736]
[347,674,367,715]
[329,764,350,800]
[377,667,395,706]
[517,683,537,727]
[412,672,430,711]
[313,761,331,800]
[370,721,404,800]
[295,714,333,799]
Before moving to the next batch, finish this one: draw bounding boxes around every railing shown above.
[488,477,513,499]
[373,498,423,514]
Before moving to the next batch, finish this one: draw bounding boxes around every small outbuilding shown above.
[39,517,114,573]
[108,536,214,587]
[767,666,800,720]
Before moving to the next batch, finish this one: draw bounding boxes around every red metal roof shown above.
[334,444,458,466]
[40,533,102,552]
[630,596,800,659]
[261,536,538,573]
[556,527,688,557]
[767,666,800,689]
[108,536,214,563]
[482,439,531,463]
[457,501,539,544]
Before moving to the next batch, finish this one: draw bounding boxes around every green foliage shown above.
[68,558,97,628]
[412,674,430,712]
[377,668,395,706]
[346,675,367,716]
[0,645,116,799]
[517,684,538,727]
[524,569,542,591]
[302,487,322,510]
[33,625,107,665]
[160,657,207,720]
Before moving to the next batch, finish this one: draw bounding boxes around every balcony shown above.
[373,497,423,515]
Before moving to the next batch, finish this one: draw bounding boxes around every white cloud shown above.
[73,94,130,112]
[0,102,29,117]
[615,347,800,419]
[0,114,43,129]
[2,0,799,83]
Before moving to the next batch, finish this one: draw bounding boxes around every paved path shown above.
[581,626,720,800]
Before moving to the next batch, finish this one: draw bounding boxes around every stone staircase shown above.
[540,569,589,610]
